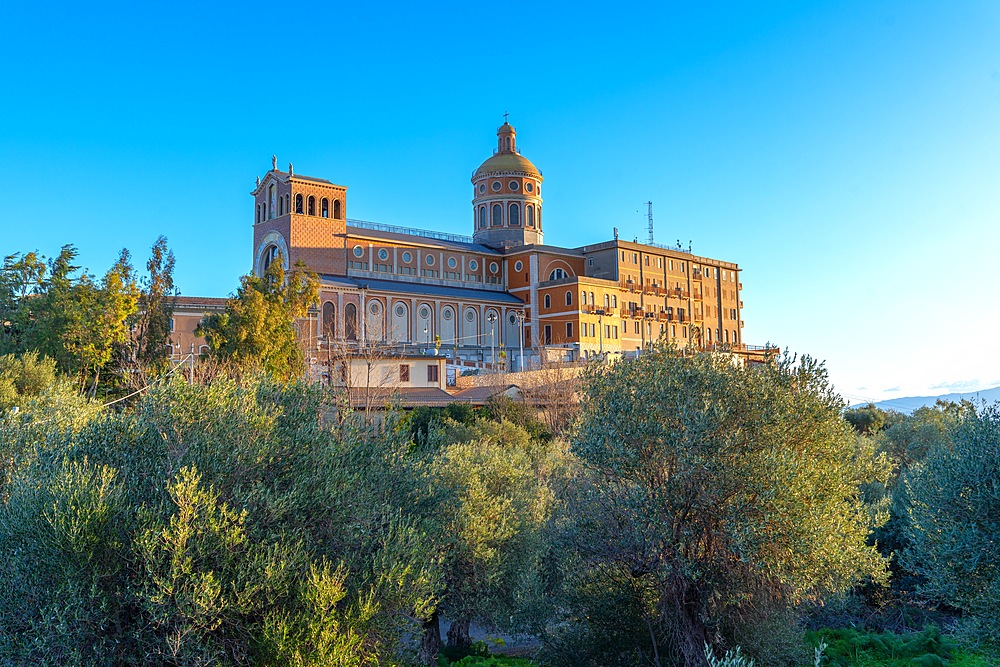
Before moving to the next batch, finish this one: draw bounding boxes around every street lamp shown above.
[486,311,497,372]
[512,309,526,372]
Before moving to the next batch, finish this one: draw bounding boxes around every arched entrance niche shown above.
[462,308,479,346]
[390,302,410,343]
[344,303,358,341]
[415,303,433,344]
[440,306,457,345]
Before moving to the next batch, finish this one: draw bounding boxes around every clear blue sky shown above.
[3,1,998,404]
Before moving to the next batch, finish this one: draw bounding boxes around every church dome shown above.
[472,120,543,180]
[474,152,541,178]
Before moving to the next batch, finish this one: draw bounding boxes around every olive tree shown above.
[554,346,889,667]
[904,404,1000,639]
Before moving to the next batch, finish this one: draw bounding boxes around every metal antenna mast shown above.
[645,201,654,244]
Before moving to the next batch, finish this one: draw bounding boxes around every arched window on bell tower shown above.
[295,194,303,214]
[322,198,329,218]
[308,196,315,216]
[333,199,342,219]
[491,203,502,227]
[268,184,276,219]
[479,206,486,228]
[526,205,534,227]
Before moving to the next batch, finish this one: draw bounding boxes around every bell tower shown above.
[251,158,349,276]
[471,121,544,248]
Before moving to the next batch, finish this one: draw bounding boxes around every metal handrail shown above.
[347,218,475,245]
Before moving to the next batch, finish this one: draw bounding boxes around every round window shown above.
[489,262,499,274]
[468,259,478,271]
[491,181,502,192]
[479,183,486,194]
[425,255,435,266]
[352,245,364,258]
[395,304,405,317]
[443,309,453,320]
[465,310,475,322]
[525,182,534,193]
[401,251,412,263]
[447,257,457,269]
[509,180,519,191]
[377,248,389,261]
[514,260,523,272]
[419,307,430,318]
[508,313,517,325]
[369,302,380,314]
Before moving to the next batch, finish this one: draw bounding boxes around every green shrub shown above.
[806,626,958,667]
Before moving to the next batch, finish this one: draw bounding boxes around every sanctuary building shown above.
[250,122,769,373]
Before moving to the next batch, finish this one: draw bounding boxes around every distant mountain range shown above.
[862,386,1000,414]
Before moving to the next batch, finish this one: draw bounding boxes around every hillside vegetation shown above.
[2,245,998,665]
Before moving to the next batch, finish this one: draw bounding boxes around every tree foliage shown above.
[904,404,1000,640]
[0,378,438,665]
[0,246,139,395]
[0,351,59,412]
[197,258,319,381]
[133,235,178,373]
[424,418,564,651]
[551,346,890,667]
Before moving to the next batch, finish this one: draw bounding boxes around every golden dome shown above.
[473,152,542,178]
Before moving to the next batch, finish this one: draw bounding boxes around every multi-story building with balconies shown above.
[249,121,770,373]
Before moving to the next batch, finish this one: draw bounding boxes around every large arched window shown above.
[491,203,502,226]
[308,196,315,216]
[509,203,520,226]
[333,199,342,219]
[526,205,534,227]
[479,206,486,228]
[321,198,329,218]
[295,194,303,214]
[548,268,567,280]
[322,301,336,338]
[345,303,358,341]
